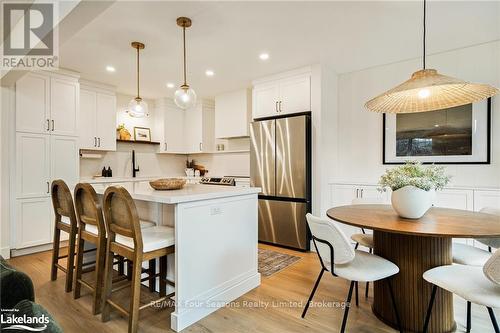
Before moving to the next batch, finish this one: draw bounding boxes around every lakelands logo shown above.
[1,311,49,331]
[1,2,59,70]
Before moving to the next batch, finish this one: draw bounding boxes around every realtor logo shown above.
[2,2,58,69]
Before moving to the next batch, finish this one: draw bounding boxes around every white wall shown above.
[334,41,500,188]
[0,86,12,258]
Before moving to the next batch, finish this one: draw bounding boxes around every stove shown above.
[199,176,235,186]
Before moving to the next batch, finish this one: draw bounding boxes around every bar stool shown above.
[101,186,175,333]
[50,179,78,293]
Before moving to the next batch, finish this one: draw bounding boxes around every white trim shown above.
[79,79,116,92]
[0,247,10,259]
[251,66,312,85]
[10,241,66,257]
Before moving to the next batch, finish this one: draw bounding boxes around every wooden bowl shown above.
[149,178,186,190]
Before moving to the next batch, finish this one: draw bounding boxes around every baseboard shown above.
[171,272,261,332]
[10,241,68,257]
[0,246,10,259]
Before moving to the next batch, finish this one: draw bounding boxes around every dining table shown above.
[327,204,500,333]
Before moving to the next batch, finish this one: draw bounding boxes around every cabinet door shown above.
[215,89,250,138]
[474,190,500,211]
[15,197,52,249]
[252,82,280,119]
[96,93,116,151]
[16,73,50,134]
[16,133,50,198]
[434,189,474,210]
[51,136,79,186]
[183,105,203,152]
[162,106,185,153]
[79,89,97,149]
[279,75,311,115]
[50,78,79,136]
[358,185,390,203]
[330,184,357,207]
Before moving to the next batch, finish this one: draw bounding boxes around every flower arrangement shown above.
[379,161,451,192]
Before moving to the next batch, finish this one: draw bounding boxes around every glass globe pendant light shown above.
[174,17,197,110]
[128,42,149,118]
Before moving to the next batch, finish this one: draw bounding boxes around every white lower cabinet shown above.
[433,189,474,211]
[16,197,52,249]
[16,133,50,199]
[474,190,500,211]
[51,135,79,185]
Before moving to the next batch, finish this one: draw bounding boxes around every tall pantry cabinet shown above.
[14,71,80,250]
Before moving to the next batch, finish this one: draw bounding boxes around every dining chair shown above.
[423,249,500,333]
[302,213,402,333]
[452,206,500,332]
[50,179,79,292]
[350,197,383,301]
[101,186,175,333]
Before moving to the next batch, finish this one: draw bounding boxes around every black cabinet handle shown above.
[279,101,282,112]
[164,142,168,151]
[98,137,101,147]
[275,101,279,113]
[47,181,50,194]
[94,137,97,147]
[199,142,203,151]
[46,119,50,131]
[51,120,54,131]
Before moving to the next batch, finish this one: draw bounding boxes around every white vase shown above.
[391,186,435,219]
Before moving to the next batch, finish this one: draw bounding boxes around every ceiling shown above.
[59,1,500,99]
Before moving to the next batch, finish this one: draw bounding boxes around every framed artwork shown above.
[133,127,151,142]
[383,98,491,164]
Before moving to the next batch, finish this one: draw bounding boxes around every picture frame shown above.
[133,127,151,142]
[382,98,491,165]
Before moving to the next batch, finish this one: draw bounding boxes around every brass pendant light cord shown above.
[183,26,187,86]
[422,0,427,70]
[136,45,140,99]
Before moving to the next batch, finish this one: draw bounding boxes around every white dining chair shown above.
[423,248,500,333]
[302,213,402,333]
[452,206,500,332]
[350,197,383,301]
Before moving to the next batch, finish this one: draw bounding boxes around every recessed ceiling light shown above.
[205,70,215,77]
[106,65,116,72]
[166,82,175,89]
[259,53,269,60]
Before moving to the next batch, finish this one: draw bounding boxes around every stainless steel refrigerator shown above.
[250,114,311,251]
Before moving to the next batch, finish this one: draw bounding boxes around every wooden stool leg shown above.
[159,255,167,297]
[50,226,61,281]
[127,260,133,281]
[92,238,107,315]
[101,247,115,323]
[118,256,125,276]
[73,235,85,299]
[129,259,142,333]
[65,228,77,293]
[148,259,156,293]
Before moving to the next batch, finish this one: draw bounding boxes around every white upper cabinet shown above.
[79,83,116,151]
[16,72,79,137]
[215,89,251,138]
[16,73,50,134]
[159,100,186,153]
[50,78,79,136]
[252,71,311,119]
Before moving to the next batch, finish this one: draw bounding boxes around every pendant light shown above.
[174,17,197,110]
[128,42,148,118]
[365,0,499,114]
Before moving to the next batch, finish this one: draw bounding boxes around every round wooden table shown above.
[326,204,500,333]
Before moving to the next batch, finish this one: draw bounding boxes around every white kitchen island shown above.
[90,181,261,332]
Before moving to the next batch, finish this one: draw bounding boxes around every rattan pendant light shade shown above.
[365,0,499,113]
[365,69,499,113]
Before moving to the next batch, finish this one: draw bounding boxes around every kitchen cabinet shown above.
[51,136,79,186]
[79,84,116,151]
[159,100,185,153]
[16,133,50,199]
[252,73,310,119]
[15,72,79,137]
[433,189,474,211]
[473,190,500,211]
[215,89,251,138]
[15,197,52,249]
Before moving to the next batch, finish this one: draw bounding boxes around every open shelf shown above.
[117,139,160,145]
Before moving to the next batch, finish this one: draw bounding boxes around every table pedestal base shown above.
[373,231,455,333]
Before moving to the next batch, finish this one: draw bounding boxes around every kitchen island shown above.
[90,181,261,332]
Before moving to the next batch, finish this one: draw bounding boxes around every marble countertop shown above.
[80,176,201,184]
[90,181,260,204]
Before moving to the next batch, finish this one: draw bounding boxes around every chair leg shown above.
[50,227,61,281]
[148,259,156,293]
[301,268,325,318]
[354,243,359,250]
[127,260,133,281]
[118,256,125,276]
[129,259,142,333]
[354,281,359,307]
[101,247,115,322]
[65,229,76,293]
[365,282,369,298]
[466,301,471,333]
[340,281,355,333]
[423,285,438,333]
[73,235,85,300]
[387,278,402,333]
[159,255,167,297]
[92,237,107,315]
[487,307,500,333]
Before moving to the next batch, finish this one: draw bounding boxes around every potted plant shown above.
[117,124,131,141]
[379,161,451,219]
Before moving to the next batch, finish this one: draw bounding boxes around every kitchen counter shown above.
[80,176,201,184]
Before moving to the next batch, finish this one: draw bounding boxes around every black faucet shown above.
[132,150,140,178]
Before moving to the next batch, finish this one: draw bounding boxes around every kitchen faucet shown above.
[132,149,140,177]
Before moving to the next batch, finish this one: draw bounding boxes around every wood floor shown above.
[7,244,498,333]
